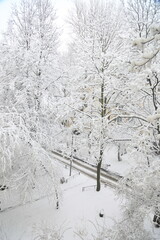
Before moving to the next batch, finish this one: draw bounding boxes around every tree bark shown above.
[118,144,122,161]
[96,150,103,191]
[96,78,105,192]
[69,133,74,176]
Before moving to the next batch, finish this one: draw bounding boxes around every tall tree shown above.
[0,0,60,205]
[67,0,125,191]
[107,0,160,237]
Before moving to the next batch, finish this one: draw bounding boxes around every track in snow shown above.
[51,150,122,189]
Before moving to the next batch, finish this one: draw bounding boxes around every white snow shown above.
[147,114,160,123]
[0,163,122,240]
[142,52,155,59]
[103,144,137,176]
[133,38,146,47]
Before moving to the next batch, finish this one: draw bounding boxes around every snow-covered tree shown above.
[106,159,160,240]
[115,0,160,159]
[65,0,126,191]
[107,0,160,238]
[0,0,61,206]
[122,0,160,38]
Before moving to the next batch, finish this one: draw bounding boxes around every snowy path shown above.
[51,151,122,189]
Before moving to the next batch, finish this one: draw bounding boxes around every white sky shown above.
[0,0,15,34]
[0,0,73,50]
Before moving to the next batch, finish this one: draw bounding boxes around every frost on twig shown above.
[32,222,69,240]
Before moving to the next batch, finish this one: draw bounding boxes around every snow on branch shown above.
[108,114,148,124]
[147,114,160,123]
[151,24,160,36]
[133,49,160,67]
[133,37,154,47]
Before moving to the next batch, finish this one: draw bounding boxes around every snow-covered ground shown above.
[0,163,122,240]
[0,161,160,239]
[71,143,138,177]
[103,144,138,176]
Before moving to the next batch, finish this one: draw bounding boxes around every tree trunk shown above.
[55,189,59,209]
[69,133,74,176]
[69,160,72,176]
[118,144,122,161]
[96,78,105,192]
[96,157,102,191]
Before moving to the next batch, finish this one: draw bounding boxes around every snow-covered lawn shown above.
[0,164,122,240]
[103,144,138,176]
